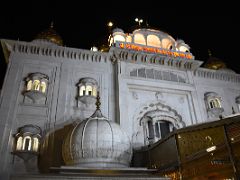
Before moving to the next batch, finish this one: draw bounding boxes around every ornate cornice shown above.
[1,39,108,63]
[109,47,203,71]
[194,67,240,83]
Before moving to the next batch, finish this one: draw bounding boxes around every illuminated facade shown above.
[0,25,240,179]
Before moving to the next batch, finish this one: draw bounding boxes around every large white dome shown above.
[62,109,132,168]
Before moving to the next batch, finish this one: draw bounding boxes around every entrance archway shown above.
[132,101,185,148]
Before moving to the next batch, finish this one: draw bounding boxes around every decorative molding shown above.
[135,101,185,128]
[194,68,240,83]
[1,40,108,63]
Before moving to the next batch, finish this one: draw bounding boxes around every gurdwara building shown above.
[0,24,240,179]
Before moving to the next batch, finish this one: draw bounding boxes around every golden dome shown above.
[98,44,110,52]
[204,50,227,70]
[204,57,227,70]
[34,23,63,46]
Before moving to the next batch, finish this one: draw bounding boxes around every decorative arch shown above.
[132,101,185,148]
[134,33,146,45]
[135,101,185,128]
[147,34,161,48]
[161,38,173,49]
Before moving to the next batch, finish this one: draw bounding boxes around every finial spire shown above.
[96,91,101,110]
[208,49,212,57]
[50,21,54,28]
[90,91,104,118]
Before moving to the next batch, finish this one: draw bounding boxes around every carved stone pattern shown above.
[130,68,187,83]
[135,101,185,128]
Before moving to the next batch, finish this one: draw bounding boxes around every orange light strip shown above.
[118,43,193,59]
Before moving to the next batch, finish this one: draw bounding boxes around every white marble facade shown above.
[1,27,240,179]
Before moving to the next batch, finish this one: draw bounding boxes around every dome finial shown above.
[96,91,101,110]
[90,91,104,118]
[50,21,54,28]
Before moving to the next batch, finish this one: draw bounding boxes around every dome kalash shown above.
[108,28,194,59]
[62,94,132,168]
[32,23,63,46]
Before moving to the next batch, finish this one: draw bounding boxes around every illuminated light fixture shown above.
[90,46,98,52]
[206,145,216,152]
[107,21,113,27]
[135,18,143,26]
[118,42,194,59]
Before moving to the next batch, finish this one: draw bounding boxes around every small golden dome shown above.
[34,23,63,46]
[204,50,227,70]
[98,44,110,52]
[204,57,227,70]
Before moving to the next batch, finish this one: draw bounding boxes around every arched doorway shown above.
[133,102,185,147]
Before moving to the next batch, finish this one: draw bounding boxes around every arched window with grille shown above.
[24,73,49,104]
[77,77,98,106]
[23,136,32,151]
[204,92,224,118]
[12,125,42,161]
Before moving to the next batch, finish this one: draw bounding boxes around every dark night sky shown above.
[0,2,238,88]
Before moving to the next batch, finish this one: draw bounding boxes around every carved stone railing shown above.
[1,39,108,63]
[194,68,240,83]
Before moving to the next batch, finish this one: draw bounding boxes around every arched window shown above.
[155,120,174,139]
[162,38,172,49]
[77,78,98,97]
[86,85,93,96]
[208,98,221,109]
[23,136,32,151]
[176,40,190,53]
[141,116,176,145]
[33,80,40,91]
[80,86,86,96]
[209,99,215,109]
[77,77,98,106]
[24,73,49,104]
[26,80,32,91]
[134,33,146,45]
[25,73,49,93]
[214,98,221,108]
[178,46,190,53]
[113,34,126,43]
[126,35,132,43]
[147,120,154,140]
[147,35,161,48]
[40,81,47,93]
[12,125,42,161]
[204,92,224,118]
[33,137,39,152]
[16,136,23,151]
[92,86,97,97]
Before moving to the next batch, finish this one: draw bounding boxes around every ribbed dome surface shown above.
[62,110,132,168]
